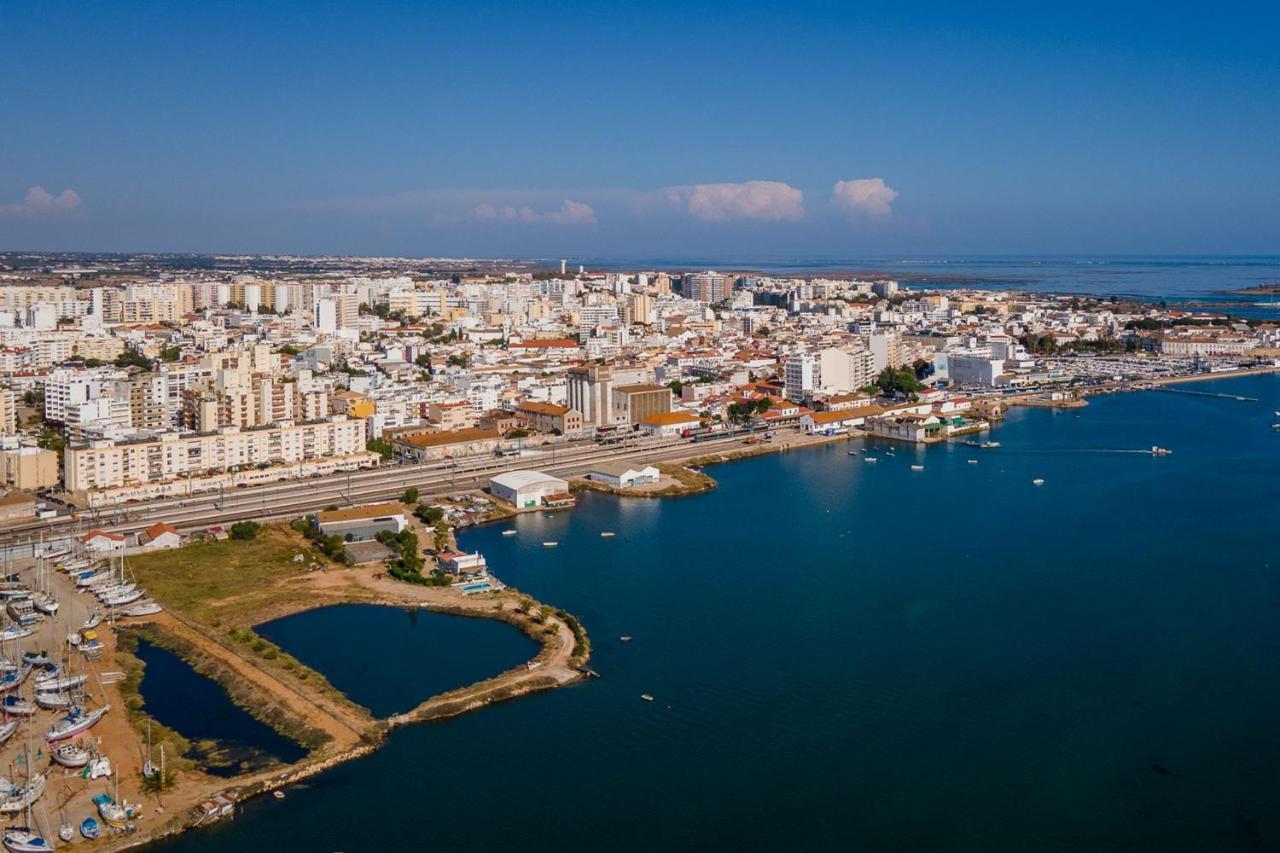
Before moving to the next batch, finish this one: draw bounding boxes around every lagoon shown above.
[134,639,307,776]
[256,603,539,718]
[162,374,1280,852]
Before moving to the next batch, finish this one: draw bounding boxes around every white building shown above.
[488,469,570,509]
[587,462,660,489]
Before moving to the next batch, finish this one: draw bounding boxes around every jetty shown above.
[1154,387,1257,402]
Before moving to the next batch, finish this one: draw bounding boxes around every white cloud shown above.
[0,186,83,218]
[473,199,597,225]
[665,180,805,222]
[321,189,595,225]
[832,178,898,217]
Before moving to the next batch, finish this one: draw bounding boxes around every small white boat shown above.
[101,588,145,607]
[911,465,925,472]
[57,825,73,844]
[34,693,72,712]
[1033,478,1046,486]
[0,773,46,815]
[46,705,110,743]
[864,457,878,464]
[967,459,978,464]
[542,542,558,548]
[501,530,517,537]
[80,611,101,631]
[273,790,285,800]
[0,627,33,643]
[640,694,654,702]
[619,636,633,642]
[51,743,91,769]
[37,674,86,693]
[118,600,161,618]
[600,532,615,538]
[2,826,53,852]
[31,594,57,617]
[0,721,16,746]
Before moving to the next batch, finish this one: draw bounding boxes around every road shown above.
[0,429,783,557]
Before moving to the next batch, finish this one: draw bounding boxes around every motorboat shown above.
[79,819,99,841]
[910,465,925,472]
[51,743,91,770]
[1033,478,1046,486]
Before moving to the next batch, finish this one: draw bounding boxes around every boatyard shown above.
[0,512,592,850]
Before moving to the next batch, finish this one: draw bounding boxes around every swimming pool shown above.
[460,581,492,593]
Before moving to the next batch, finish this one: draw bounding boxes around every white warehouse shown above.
[488,469,570,509]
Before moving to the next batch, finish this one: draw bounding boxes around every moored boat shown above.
[78,819,99,841]
[0,720,16,745]
[3,698,37,717]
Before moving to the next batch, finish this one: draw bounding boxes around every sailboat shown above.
[142,720,156,780]
[0,667,33,694]
[0,773,46,817]
[45,705,109,743]
[0,720,17,745]
[2,698,36,717]
[30,557,57,618]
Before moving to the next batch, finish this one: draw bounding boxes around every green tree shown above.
[432,520,450,552]
[159,345,182,362]
[366,438,394,461]
[873,367,924,398]
[402,486,419,504]
[229,521,261,541]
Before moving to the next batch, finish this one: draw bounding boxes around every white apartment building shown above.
[784,352,819,401]
[64,415,368,497]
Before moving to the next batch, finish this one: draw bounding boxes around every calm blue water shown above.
[256,604,539,718]
[161,374,1280,851]
[134,639,307,776]
[589,256,1280,317]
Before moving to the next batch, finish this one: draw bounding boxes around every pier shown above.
[1153,387,1257,402]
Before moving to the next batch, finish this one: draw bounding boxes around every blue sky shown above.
[2,0,1277,258]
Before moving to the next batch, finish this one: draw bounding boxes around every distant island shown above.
[1218,283,1280,295]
